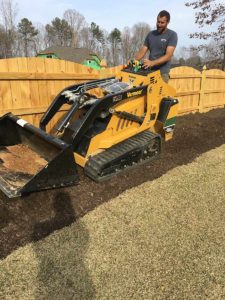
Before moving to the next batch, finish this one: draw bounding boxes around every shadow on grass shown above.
[32,192,95,299]
[32,191,76,241]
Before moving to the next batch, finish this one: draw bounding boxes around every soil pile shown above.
[0,144,47,175]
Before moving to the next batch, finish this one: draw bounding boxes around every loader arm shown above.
[61,85,148,148]
[40,78,115,131]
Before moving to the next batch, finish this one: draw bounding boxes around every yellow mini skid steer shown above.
[0,61,178,198]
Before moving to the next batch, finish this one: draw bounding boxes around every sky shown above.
[15,0,214,49]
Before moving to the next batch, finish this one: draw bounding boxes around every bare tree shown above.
[33,23,48,54]
[0,24,7,57]
[63,9,86,47]
[79,25,91,48]
[108,28,122,66]
[100,29,109,60]
[185,51,202,69]
[81,22,105,57]
[121,27,132,63]
[185,0,225,69]
[199,40,216,61]
[120,23,151,64]
[176,46,190,60]
[79,24,108,61]
[131,22,151,57]
[0,0,18,57]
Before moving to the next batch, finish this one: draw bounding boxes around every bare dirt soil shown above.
[0,144,47,174]
[0,108,225,259]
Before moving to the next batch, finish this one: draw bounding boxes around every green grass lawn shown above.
[1,145,225,299]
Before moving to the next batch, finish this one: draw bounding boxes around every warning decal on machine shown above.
[17,119,28,127]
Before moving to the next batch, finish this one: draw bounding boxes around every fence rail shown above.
[0,58,224,128]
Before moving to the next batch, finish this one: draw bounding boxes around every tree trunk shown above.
[222,44,225,71]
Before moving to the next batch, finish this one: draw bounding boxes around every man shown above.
[134,10,178,83]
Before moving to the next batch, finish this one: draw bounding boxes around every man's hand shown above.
[143,59,155,69]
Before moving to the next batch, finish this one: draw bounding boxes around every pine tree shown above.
[18,18,38,56]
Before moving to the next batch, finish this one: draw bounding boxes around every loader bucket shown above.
[0,113,79,198]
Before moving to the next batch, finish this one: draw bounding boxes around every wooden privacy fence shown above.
[0,58,122,128]
[0,58,224,128]
[169,66,225,114]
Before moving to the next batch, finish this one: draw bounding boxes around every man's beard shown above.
[157,27,165,33]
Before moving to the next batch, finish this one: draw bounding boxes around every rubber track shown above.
[84,131,161,182]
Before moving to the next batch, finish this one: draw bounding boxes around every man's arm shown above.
[134,46,148,61]
[143,46,176,68]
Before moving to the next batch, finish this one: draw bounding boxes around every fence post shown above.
[199,65,206,113]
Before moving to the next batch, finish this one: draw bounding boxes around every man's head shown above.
[156,10,170,34]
